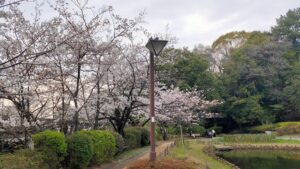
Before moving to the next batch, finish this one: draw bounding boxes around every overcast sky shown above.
[21,0,300,48]
[97,0,300,48]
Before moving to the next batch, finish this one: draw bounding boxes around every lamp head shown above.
[146,37,168,56]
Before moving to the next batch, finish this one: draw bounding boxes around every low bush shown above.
[0,149,50,169]
[276,121,300,127]
[249,124,276,133]
[124,133,138,149]
[78,130,116,164]
[155,129,163,141]
[111,132,125,155]
[140,127,150,146]
[124,127,142,149]
[223,134,276,143]
[66,132,94,169]
[189,124,205,135]
[32,130,67,168]
[276,124,300,136]
[249,122,300,134]
[166,125,178,135]
[124,127,150,149]
[208,126,223,133]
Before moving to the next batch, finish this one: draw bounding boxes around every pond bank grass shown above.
[168,140,234,169]
[223,134,276,143]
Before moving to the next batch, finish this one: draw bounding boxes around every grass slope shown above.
[169,141,232,169]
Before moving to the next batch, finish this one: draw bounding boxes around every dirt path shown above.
[123,141,174,169]
[90,141,174,169]
[90,149,148,169]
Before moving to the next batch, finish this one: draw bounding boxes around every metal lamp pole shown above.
[145,37,168,162]
[149,50,156,161]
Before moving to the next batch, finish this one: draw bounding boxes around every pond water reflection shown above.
[217,150,300,169]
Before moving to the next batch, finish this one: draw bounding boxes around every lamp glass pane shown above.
[151,40,168,55]
[146,39,168,56]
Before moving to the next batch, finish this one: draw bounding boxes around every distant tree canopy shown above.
[157,7,300,129]
[157,48,221,100]
[272,7,300,45]
[216,8,300,128]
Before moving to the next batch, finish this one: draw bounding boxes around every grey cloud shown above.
[23,0,300,48]
[101,0,300,47]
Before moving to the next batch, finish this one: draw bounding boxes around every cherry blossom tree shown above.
[0,0,219,145]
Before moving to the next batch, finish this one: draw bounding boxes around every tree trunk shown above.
[94,80,101,129]
[73,62,82,132]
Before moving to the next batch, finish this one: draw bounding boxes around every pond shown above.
[217,150,300,169]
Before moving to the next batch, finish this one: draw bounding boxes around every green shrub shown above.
[111,132,124,155]
[189,124,205,135]
[124,127,151,149]
[67,132,94,169]
[166,125,178,135]
[276,124,300,136]
[124,133,138,149]
[249,124,276,133]
[32,130,67,168]
[0,149,49,169]
[223,134,276,143]
[165,125,191,135]
[155,130,163,141]
[139,127,150,146]
[124,128,142,149]
[249,122,300,134]
[275,121,300,127]
[78,130,116,164]
[208,126,223,133]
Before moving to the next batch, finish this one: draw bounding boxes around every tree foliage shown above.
[218,8,300,127]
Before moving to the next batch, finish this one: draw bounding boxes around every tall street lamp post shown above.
[145,37,168,161]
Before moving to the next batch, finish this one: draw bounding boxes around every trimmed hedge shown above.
[124,127,150,149]
[0,149,50,169]
[111,132,125,155]
[2,128,152,168]
[66,132,94,169]
[124,132,141,149]
[78,130,116,164]
[32,130,67,168]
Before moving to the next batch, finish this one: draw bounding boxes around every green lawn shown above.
[168,140,233,169]
[273,139,300,144]
[213,134,300,144]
